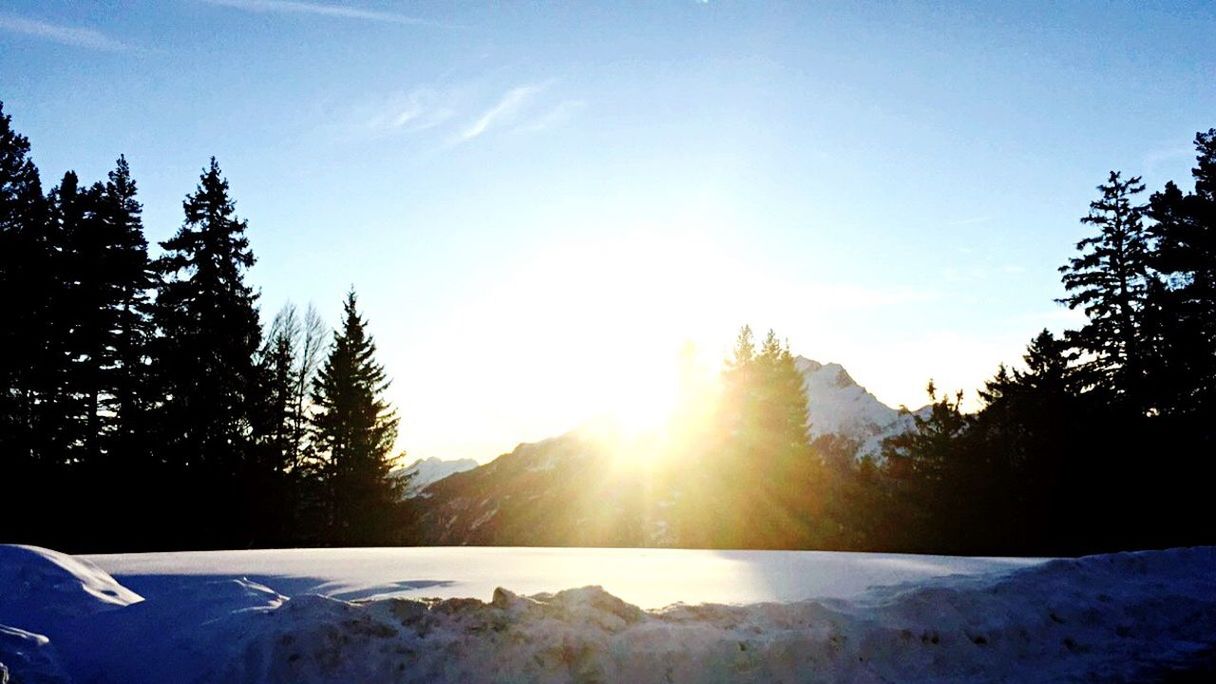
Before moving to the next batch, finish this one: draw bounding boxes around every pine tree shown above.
[57,158,153,468]
[39,172,89,466]
[697,325,816,548]
[150,158,264,546]
[1145,130,1216,414]
[0,101,49,511]
[97,158,154,466]
[152,158,263,469]
[310,290,402,545]
[1058,171,1153,405]
[754,330,811,455]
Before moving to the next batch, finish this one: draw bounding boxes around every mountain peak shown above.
[794,357,858,389]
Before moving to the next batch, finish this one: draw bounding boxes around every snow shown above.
[3,544,1216,682]
[391,457,479,497]
[81,546,1040,607]
[0,545,142,633]
[797,357,927,459]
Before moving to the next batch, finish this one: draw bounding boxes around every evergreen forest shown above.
[2,100,1213,555]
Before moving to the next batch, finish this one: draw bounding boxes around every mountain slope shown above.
[411,359,923,546]
[391,457,479,498]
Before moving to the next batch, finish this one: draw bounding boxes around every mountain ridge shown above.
[406,358,926,545]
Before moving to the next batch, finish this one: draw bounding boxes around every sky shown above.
[2,1,1214,463]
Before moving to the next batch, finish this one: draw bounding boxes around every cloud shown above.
[360,88,458,137]
[458,83,547,143]
[201,0,453,28]
[0,13,128,51]
[515,100,586,134]
[945,215,993,227]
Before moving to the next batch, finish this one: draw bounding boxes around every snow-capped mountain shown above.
[391,457,479,498]
[409,358,924,546]
[796,357,927,459]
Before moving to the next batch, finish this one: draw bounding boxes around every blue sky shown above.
[2,1,1214,462]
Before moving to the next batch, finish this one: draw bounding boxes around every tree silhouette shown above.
[150,158,265,546]
[1058,171,1153,406]
[0,101,50,542]
[1146,130,1216,417]
[311,290,402,545]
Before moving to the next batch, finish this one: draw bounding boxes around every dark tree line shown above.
[0,102,404,551]
[666,129,1216,556]
[4,93,1212,556]
[860,132,1216,555]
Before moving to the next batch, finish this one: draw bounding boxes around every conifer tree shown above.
[0,101,48,477]
[39,172,89,465]
[150,158,264,546]
[1146,130,1216,414]
[57,158,153,466]
[152,158,263,471]
[97,158,154,465]
[311,290,402,544]
[1058,171,1153,405]
[754,330,811,455]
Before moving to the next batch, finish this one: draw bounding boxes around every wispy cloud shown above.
[946,215,993,227]
[458,83,548,143]
[361,88,459,137]
[515,99,586,134]
[201,0,452,28]
[338,79,576,147]
[0,13,128,51]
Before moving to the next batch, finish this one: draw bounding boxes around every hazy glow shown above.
[399,222,742,463]
[6,2,1210,463]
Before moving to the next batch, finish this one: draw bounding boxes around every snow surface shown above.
[81,546,1040,607]
[390,457,479,498]
[3,545,1216,682]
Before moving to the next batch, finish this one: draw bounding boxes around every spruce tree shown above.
[97,158,154,466]
[39,172,89,466]
[0,101,49,510]
[57,158,153,467]
[1058,171,1153,405]
[150,158,264,546]
[1146,130,1216,415]
[311,290,401,545]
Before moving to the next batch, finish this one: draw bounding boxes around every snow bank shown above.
[0,545,142,684]
[3,544,1216,682]
[202,548,1216,683]
[0,545,141,632]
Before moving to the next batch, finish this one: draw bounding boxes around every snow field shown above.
[2,544,1215,682]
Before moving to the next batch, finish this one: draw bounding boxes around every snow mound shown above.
[0,545,142,633]
[0,625,70,684]
[162,548,1216,682]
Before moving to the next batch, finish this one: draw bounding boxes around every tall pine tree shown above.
[58,158,153,467]
[310,290,401,545]
[0,101,50,540]
[1146,130,1216,415]
[150,158,264,546]
[1058,171,1153,406]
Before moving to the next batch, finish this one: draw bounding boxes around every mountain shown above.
[407,434,648,546]
[391,457,479,498]
[408,359,924,546]
[797,357,927,459]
